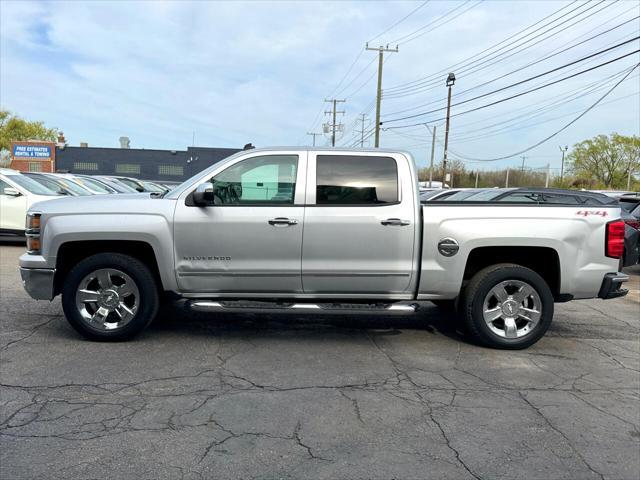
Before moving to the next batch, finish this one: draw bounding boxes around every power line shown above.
[382,47,640,126]
[384,90,639,150]
[453,88,639,144]
[388,0,483,45]
[384,14,639,101]
[450,68,629,134]
[447,63,639,162]
[367,0,430,44]
[383,0,619,97]
[383,4,640,117]
[383,0,587,92]
[335,56,377,97]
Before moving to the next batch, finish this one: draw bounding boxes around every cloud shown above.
[1,0,638,170]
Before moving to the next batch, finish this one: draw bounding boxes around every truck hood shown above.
[29,193,175,215]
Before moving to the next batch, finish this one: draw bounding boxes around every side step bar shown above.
[188,300,419,315]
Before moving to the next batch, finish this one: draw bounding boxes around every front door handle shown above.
[268,217,298,226]
[381,218,411,226]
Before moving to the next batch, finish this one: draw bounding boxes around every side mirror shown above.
[135,186,145,192]
[192,182,215,206]
[3,187,21,197]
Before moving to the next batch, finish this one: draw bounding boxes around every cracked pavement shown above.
[1,245,639,480]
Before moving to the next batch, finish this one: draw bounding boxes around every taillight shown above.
[605,220,625,259]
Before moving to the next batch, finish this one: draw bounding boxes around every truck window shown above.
[211,155,298,205]
[316,155,398,205]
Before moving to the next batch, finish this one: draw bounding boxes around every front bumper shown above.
[597,272,629,300]
[20,267,55,301]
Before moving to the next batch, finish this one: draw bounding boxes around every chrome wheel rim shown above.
[482,280,542,339]
[75,268,139,330]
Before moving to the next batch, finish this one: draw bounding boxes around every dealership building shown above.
[10,138,240,182]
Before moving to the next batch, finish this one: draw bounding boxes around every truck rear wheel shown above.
[61,253,159,341]
[460,263,553,349]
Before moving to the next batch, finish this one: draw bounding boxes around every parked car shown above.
[20,148,629,349]
[94,176,139,193]
[99,176,153,192]
[420,188,465,203]
[0,169,62,238]
[588,190,637,198]
[140,180,168,193]
[23,172,93,196]
[619,194,640,217]
[434,188,638,267]
[70,175,120,194]
[155,181,181,190]
[619,196,640,266]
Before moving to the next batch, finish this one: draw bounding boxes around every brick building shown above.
[10,141,56,173]
[11,140,241,182]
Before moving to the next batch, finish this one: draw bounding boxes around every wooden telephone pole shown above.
[365,43,398,148]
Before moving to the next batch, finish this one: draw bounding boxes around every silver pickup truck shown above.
[19,148,629,349]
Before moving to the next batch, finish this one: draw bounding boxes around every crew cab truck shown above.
[19,148,629,349]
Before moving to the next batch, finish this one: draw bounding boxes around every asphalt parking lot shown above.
[1,244,639,480]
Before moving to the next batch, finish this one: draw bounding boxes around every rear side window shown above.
[316,155,398,205]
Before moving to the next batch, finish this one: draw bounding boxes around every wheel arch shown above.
[54,240,165,296]
[463,246,561,300]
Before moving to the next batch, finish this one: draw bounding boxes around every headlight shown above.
[25,213,42,254]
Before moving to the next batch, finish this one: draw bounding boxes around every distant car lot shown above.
[1,244,638,479]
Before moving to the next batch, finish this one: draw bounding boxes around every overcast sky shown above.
[1,0,639,171]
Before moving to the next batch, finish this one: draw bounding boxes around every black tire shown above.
[61,253,159,341]
[460,263,553,349]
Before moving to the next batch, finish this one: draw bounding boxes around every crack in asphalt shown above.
[1,257,638,479]
[517,391,605,480]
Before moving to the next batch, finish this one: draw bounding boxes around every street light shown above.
[442,73,456,185]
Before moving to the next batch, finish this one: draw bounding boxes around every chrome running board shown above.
[188,300,419,315]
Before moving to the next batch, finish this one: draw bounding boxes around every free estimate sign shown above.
[12,144,52,159]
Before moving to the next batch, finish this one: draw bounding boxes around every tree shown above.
[0,110,58,166]
[567,133,639,189]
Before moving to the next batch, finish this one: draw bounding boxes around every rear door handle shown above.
[381,218,411,226]
[268,217,298,226]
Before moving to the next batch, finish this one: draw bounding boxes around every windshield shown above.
[76,177,115,193]
[6,174,61,196]
[142,181,166,192]
[437,189,483,201]
[54,177,93,195]
[463,189,507,201]
[102,177,138,192]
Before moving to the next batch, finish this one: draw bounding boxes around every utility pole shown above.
[365,43,398,148]
[559,146,568,185]
[442,73,456,185]
[306,132,321,147]
[475,170,479,188]
[426,125,436,187]
[505,168,510,188]
[356,114,369,147]
[545,163,550,188]
[520,155,527,172]
[324,99,345,147]
[627,155,635,190]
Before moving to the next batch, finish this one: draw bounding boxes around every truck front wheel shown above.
[61,253,159,341]
[460,263,553,349]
